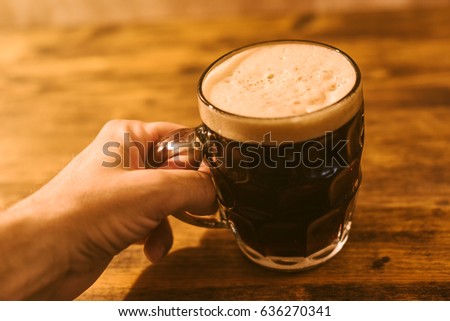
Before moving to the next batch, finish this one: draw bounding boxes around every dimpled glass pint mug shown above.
[151,40,364,271]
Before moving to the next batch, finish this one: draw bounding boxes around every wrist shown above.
[0,197,71,299]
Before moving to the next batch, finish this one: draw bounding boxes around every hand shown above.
[0,120,217,300]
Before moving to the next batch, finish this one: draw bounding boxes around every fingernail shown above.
[149,244,169,264]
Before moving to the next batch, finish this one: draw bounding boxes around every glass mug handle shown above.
[148,126,228,229]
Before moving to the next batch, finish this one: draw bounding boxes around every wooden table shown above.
[1,7,449,300]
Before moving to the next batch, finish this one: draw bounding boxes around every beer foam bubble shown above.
[199,41,362,142]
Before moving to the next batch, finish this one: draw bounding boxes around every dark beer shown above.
[193,41,365,269]
[198,104,364,262]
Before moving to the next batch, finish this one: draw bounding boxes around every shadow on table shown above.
[122,224,450,300]
[123,228,309,300]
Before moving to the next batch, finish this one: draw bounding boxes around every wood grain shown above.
[0,0,448,27]
[0,7,449,300]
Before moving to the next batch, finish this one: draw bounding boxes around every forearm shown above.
[0,197,70,300]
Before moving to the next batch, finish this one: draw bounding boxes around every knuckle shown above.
[103,119,129,131]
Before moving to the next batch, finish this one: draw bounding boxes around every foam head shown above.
[198,41,362,142]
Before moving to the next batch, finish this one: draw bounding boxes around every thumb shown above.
[128,167,218,221]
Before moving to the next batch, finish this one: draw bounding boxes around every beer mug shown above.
[150,40,364,271]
